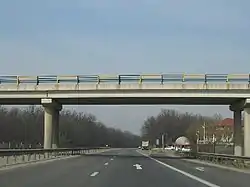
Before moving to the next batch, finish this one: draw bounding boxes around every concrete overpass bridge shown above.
[0,73,250,156]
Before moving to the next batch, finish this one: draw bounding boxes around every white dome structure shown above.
[175,136,190,146]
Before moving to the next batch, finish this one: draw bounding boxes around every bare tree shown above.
[0,106,140,148]
[141,109,223,146]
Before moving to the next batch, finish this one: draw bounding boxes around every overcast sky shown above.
[1,1,250,134]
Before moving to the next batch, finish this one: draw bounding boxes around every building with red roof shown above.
[216,118,235,143]
[215,118,244,143]
[217,118,244,128]
[217,118,234,128]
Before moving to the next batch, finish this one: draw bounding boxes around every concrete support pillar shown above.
[233,110,243,156]
[244,108,250,156]
[43,106,54,149]
[52,109,60,148]
[231,99,250,156]
[42,99,62,149]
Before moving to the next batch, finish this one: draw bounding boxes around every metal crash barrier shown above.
[181,152,250,169]
[0,147,109,168]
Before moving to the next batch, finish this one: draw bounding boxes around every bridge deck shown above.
[0,83,250,91]
[0,74,249,105]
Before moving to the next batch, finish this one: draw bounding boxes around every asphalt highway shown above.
[0,148,249,187]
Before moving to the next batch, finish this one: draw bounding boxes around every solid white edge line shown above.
[90,171,99,177]
[136,150,220,187]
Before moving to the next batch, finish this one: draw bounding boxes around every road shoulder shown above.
[182,158,250,174]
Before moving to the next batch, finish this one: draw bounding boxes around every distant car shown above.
[181,147,191,152]
[138,146,141,149]
[165,146,174,150]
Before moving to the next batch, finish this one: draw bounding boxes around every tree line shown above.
[0,106,141,148]
[141,109,223,146]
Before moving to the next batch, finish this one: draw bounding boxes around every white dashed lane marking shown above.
[195,167,205,172]
[90,172,99,177]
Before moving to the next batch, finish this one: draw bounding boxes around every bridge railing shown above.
[0,74,250,85]
[0,147,109,168]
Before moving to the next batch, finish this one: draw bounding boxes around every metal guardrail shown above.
[0,147,108,168]
[0,74,249,85]
[182,152,250,169]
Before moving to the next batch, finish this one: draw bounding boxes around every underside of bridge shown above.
[0,97,244,105]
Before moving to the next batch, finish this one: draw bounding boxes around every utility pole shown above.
[196,130,200,152]
[203,121,206,143]
[212,134,215,143]
[162,134,164,149]
[156,139,159,147]
[162,133,168,150]
[212,133,216,153]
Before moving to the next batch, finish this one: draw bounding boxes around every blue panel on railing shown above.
[119,75,141,83]
[98,75,118,83]
[205,74,228,82]
[228,78,249,82]
[0,76,17,83]
[38,76,57,83]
